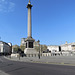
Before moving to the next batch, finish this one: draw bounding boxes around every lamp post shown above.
[38,40,40,59]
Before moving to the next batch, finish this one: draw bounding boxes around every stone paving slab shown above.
[4,56,75,66]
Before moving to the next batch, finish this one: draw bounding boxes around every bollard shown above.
[35,54,36,57]
[10,55,11,59]
[19,55,20,60]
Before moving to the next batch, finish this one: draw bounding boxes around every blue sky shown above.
[0,0,75,46]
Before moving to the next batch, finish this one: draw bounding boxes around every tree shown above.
[34,45,47,53]
[12,45,20,53]
[34,46,40,52]
[20,45,26,51]
[41,45,47,52]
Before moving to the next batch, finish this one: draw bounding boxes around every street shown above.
[0,56,75,75]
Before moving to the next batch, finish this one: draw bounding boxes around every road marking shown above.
[33,61,75,66]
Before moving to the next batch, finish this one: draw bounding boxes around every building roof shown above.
[47,45,59,46]
[0,41,10,46]
[61,42,75,46]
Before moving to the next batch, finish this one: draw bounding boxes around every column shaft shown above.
[28,8,32,38]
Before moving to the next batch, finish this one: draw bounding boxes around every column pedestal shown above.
[24,37,38,54]
[24,48,38,54]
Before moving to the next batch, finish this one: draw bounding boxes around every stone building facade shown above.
[61,42,75,52]
[21,38,39,48]
[0,41,12,55]
[21,38,26,46]
[47,42,75,53]
[47,45,60,52]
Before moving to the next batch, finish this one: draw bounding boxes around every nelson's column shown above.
[24,0,38,54]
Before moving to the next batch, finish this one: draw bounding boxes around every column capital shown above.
[27,0,32,8]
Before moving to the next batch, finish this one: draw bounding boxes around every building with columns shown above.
[21,38,26,46]
[47,45,60,52]
[61,42,75,52]
[0,41,12,55]
[47,42,75,53]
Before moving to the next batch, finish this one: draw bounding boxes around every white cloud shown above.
[0,0,15,12]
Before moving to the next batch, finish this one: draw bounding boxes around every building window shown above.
[72,45,75,47]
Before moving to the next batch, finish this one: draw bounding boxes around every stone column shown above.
[27,0,32,38]
[24,0,38,54]
[28,7,31,37]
